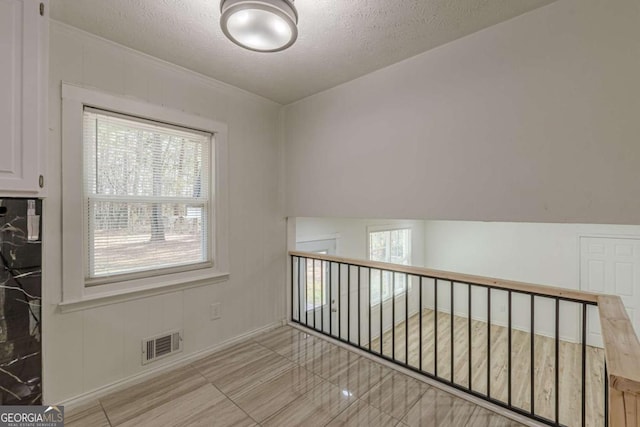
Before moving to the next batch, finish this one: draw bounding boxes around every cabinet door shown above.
[0,0,44,193]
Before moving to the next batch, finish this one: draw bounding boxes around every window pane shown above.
[83,108,212,280]
[90,201,206,277]
[371,271,381,303]
[86,111,207,198]
[369,231,389,263]
[368,228,411,304]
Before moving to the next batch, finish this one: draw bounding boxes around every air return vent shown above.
[142,330,182,365]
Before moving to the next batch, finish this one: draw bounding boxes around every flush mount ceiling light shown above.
[220,0,298,52]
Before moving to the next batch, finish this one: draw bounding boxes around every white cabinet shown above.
[0,0,47,195]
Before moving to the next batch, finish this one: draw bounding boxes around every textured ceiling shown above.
[51,0,556,104]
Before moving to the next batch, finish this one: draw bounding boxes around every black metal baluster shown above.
[291,256,295,321]
[320,260,324,333]
[358,266,361,347]
[312,259,316,330]
[451,281,455,383]
[348,265,351,343]
[508,291,512,407]
[582,303,587,427]
[298,257,304,324]
[487,287,491,398]
[555,298,560,425]
[305,258,309,326]
[368,267,372,350]
[329,261,332,336]
[468,284,472,391]
[531,295,535,416]
[380,270,383,356]
[405,274,409,365]
[338,263,341,340]
[419,276,423,372]
[392,272,396,360]
[435,278,439,377]
[604,362,609,427]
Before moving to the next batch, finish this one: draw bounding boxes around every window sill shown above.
[58,271,229,313]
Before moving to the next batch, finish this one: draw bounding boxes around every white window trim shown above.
[60,83,229,309]
[366,224,414,305]
[366,223,414,264]
[296,237,337,255]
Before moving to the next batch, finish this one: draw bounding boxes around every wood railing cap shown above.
[289,250,600,303]
[597,295,640,394]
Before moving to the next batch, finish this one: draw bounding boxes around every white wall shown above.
[295,217,425,265]
[424,221,640,343]
[44,22,286,404]
[283,0,640,225]
[424,221,640,291]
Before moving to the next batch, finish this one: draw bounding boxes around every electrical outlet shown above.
[210,303,221,320]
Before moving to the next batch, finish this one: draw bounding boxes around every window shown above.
[83,108,212,282]
[369,228,411,304]
[61,84,229,307]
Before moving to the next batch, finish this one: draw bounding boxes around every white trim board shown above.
[296,233,341,243]
[60,82,230,305]
[58,273,230,313]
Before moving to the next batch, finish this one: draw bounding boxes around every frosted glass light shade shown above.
[220,0,298,52]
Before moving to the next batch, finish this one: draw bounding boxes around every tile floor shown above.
[66,326,525,427]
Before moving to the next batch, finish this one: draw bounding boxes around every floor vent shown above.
[142,330,182,365]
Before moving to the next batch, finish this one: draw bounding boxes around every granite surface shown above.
[0,198,42,405]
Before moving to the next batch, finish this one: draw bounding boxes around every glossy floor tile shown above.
[303,345,361,381]
[65,325,525,427]
[232,366,323,422]
[362,371,430,420]
[325,400,401,427]
[262,379,356,427]
[117,383,255,427]
[403,386,485,427]
[207,350,295,399]
[326,356,393,400]
[65,402,110,427]
[191,341,275,381]
[256,326,334,364]
[464,407,525,427]
[100,365,207,426]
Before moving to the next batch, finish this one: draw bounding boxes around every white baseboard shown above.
[55,320,284,411]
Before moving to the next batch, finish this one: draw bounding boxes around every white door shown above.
[296,239,336,334]
[580,237,640,347]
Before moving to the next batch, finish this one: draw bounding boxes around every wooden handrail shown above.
[597,295,640,427]
[289,250,600,303]
[598,295,640,394]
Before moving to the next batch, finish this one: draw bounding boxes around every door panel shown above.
[580,237,640,347]
[587,260,605,293]
[615,262,634,295]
